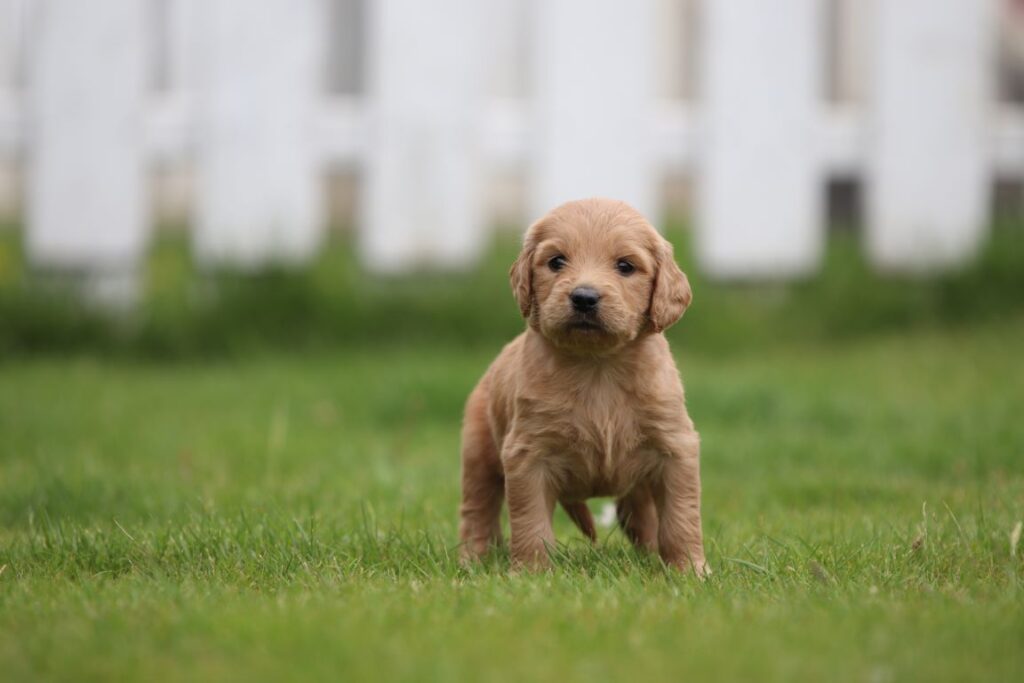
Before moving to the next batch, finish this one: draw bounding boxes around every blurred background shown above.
[0,0,1022,350]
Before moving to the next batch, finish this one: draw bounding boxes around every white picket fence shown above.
[0,0,1022,301]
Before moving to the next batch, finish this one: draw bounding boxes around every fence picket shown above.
[531,0,658,223]
[867,0,996,270]
[195,0,324,266]
[361,0,486,271]
[0,0,26,154]
[26,0,148,303]
[698,0,823,278]
[0,0,27,89]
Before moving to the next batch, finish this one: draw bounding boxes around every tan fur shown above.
[459,198,708,575]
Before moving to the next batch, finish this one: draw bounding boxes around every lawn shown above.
[2,312,1023,681]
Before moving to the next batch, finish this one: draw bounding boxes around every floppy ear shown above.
[509,232,537,319]
[648,238,692,333]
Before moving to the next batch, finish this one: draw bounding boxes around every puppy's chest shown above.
[530,384,655,496]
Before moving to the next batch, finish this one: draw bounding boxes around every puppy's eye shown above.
[548,255,567,272]
[615,259,636,275]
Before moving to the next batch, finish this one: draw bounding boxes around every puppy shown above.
[459,198,708,575]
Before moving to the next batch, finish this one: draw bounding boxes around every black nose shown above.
[570,287,601,312]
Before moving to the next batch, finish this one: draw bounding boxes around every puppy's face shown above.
[510,199,692,354]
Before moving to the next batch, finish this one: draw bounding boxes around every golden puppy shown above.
[459,198,708,575]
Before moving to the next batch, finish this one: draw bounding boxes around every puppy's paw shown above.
[458,538,496,566]
[509,556,553,574]
[692,559,712,580]
[664,554,711,580]
[508,545,555,574]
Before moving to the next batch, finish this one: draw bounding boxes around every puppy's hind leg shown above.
[562,501,597,543]
[459,384,504,562]
[617,483,658,553]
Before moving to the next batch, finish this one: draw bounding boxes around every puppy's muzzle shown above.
[570,287,601,313]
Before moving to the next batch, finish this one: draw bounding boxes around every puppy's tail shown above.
[562,502,597,543]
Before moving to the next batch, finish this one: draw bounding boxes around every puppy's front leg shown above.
[653,430,709,577]
[503,444,556,570]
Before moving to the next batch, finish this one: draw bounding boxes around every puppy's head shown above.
[510,198,691,354]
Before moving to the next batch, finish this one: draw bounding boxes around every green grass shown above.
[2,315,1023,681]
